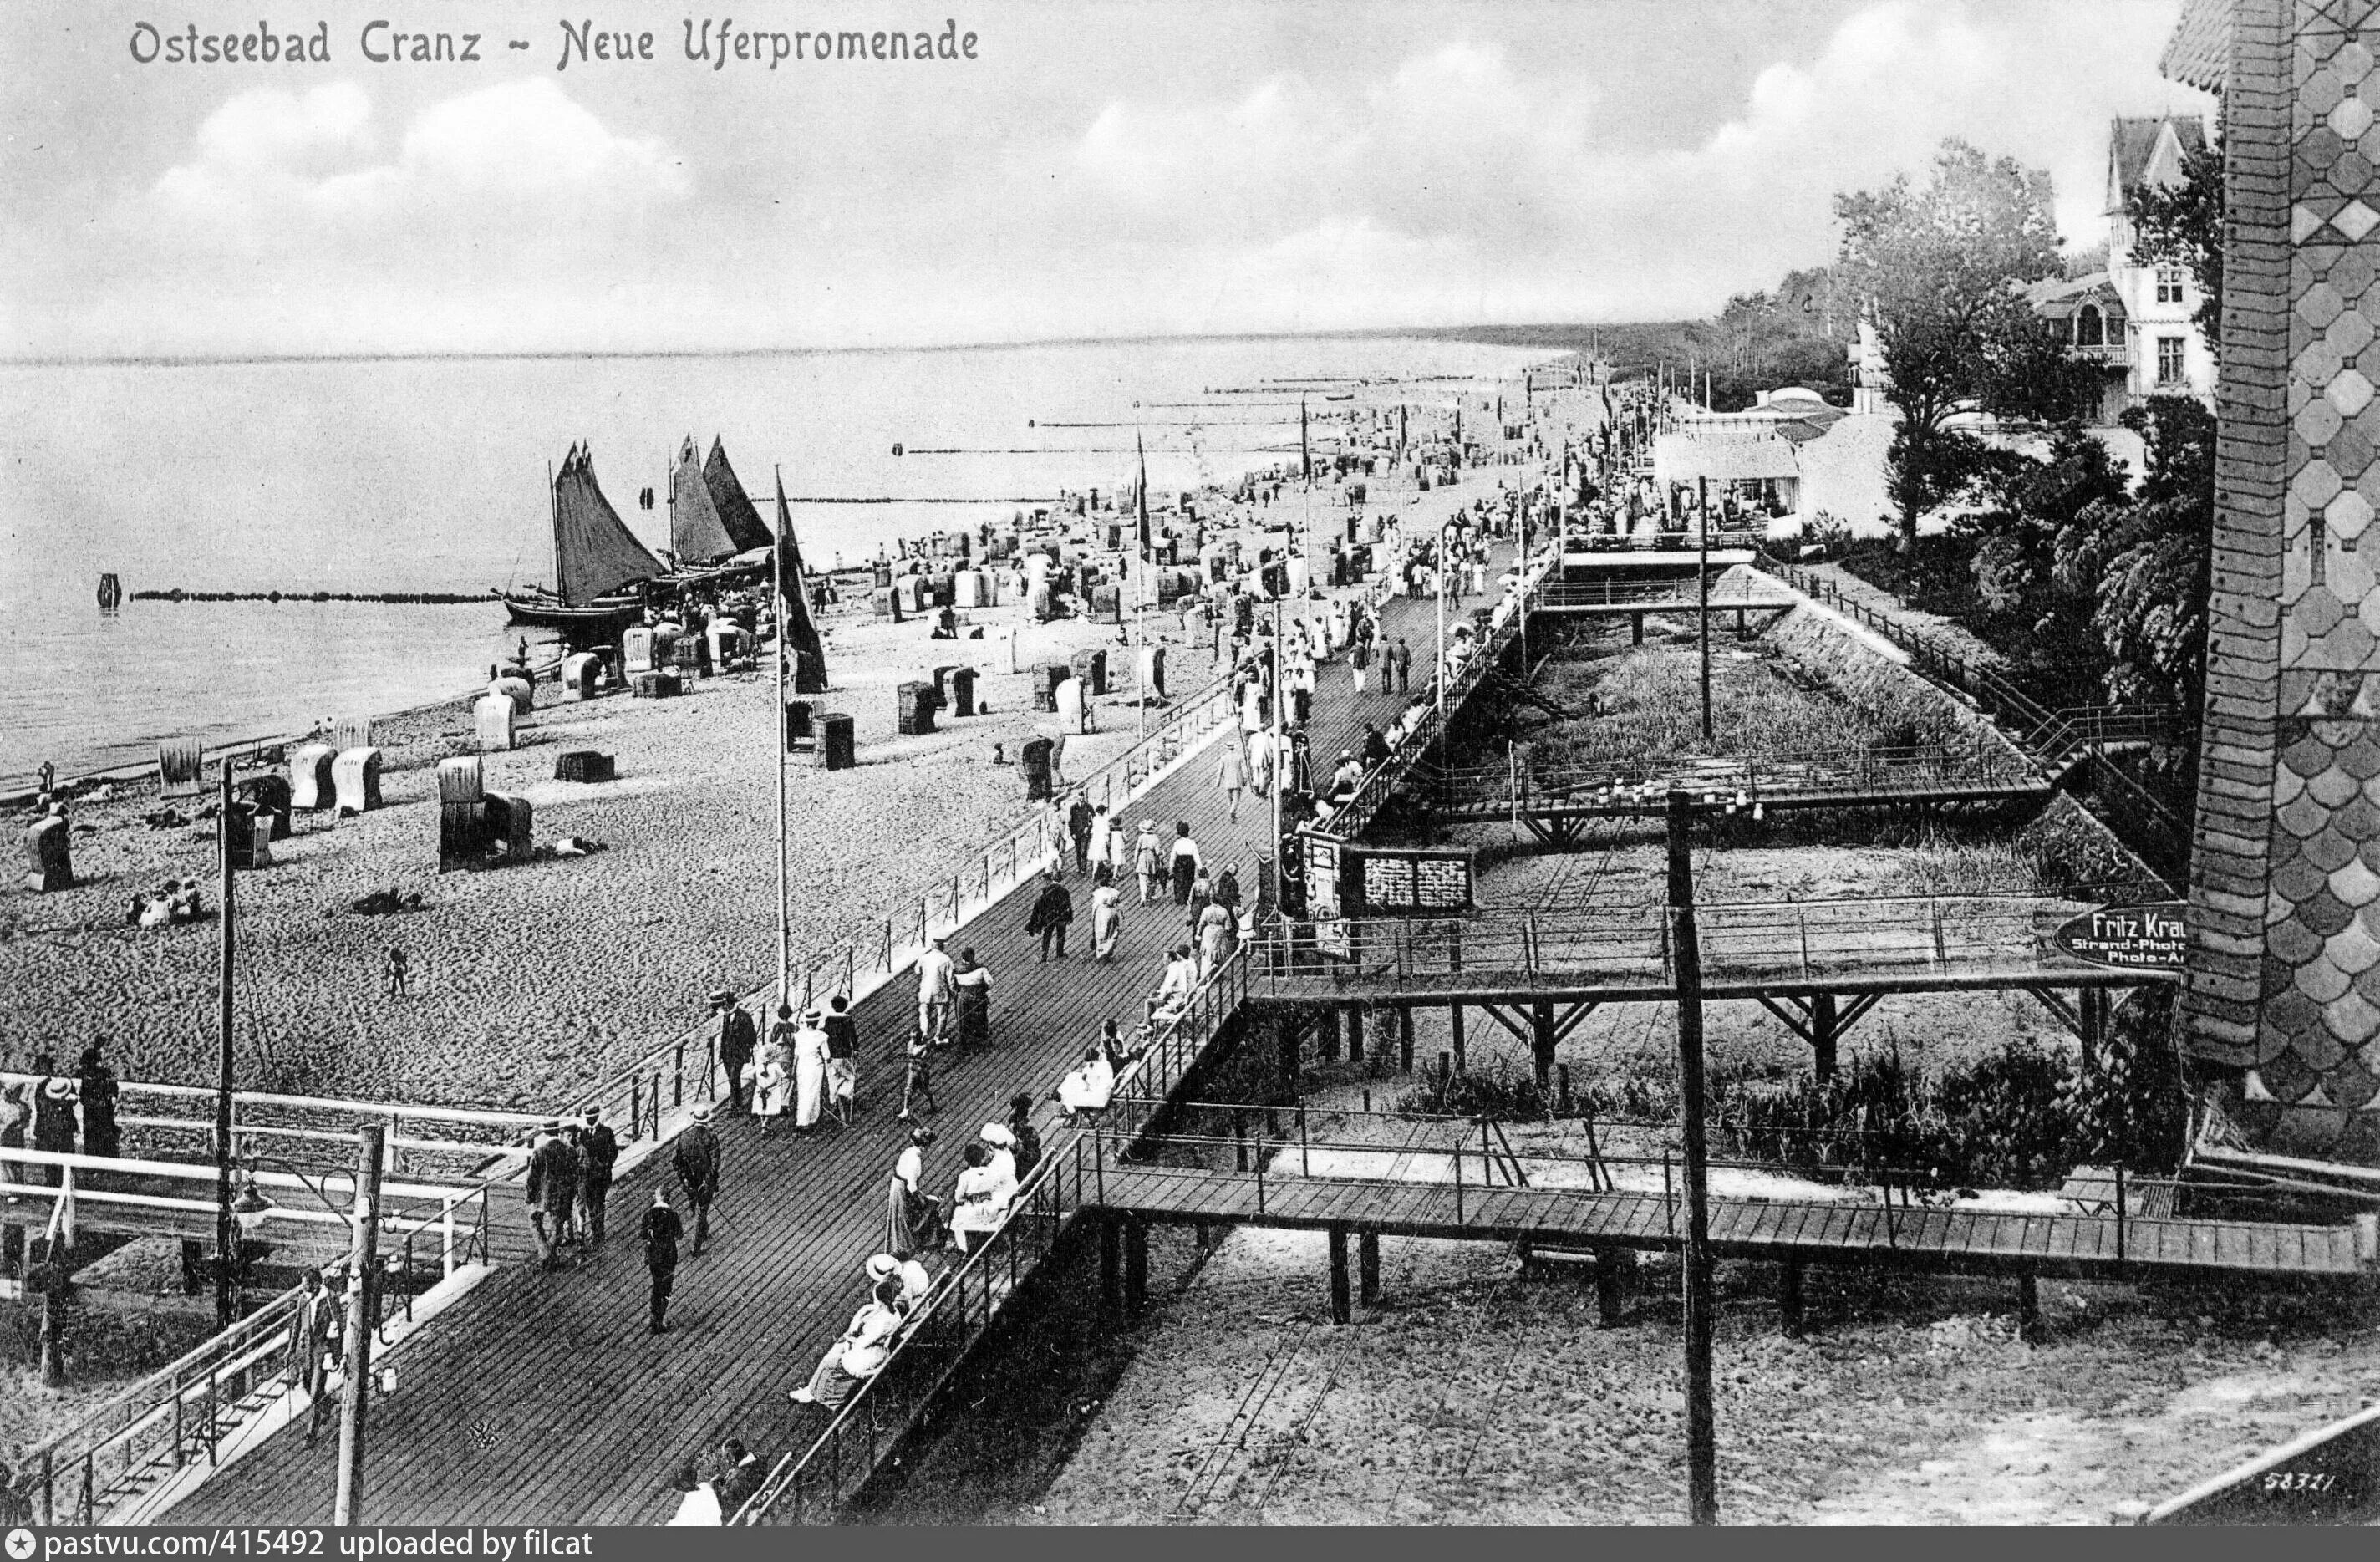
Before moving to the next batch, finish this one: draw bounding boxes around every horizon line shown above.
[0,321,1659,370]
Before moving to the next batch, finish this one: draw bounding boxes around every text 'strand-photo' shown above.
[4,0,2379,1533]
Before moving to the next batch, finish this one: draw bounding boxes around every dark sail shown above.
[669,435,738,566]
[553,445,665,606]
[703,436,775,554]
[775,471,829,694]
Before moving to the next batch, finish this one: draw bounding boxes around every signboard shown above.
[1345,844,1476,916]
[2052,901,2187,971]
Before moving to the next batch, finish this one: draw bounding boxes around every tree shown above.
[2052,395,2217,715]
[1837,140,2095,547]
[2124,135,2224,354]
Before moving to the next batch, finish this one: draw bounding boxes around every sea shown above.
[0,334,1554,790]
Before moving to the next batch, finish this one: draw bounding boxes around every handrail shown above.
[577,662,1246,1145]
[733,947,1254,1524]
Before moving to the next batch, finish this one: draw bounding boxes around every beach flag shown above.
[1136,432,1152,560]
[774,468,829,694]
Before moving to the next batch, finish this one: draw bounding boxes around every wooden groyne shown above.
[130,588,493,604]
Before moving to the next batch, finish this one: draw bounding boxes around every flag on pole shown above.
[774,469,829,694]
[1299,398,1311,482]
[1136,432,1152,559]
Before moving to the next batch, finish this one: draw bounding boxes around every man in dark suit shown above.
[715,1438,763,1513]
[526,1122,580,1270]
[1065,793,1094,873]
[673,1107,722,1256]
[639,1190,684,1335]
[714,991,757,1114]
[289,1265,343,1445]
[575,1107,619,1244]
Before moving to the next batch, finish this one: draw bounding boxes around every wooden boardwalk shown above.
[1087,1163,2375,1282]
[164,538,1501,1526]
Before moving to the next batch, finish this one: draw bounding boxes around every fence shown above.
[732,949,1253,1524]
[576,666,1246,1144]
[17,1177,497,1528]
[1248,893,2145,997]
[1429,738,2034,816]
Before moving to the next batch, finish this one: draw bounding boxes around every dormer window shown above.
[2155,266,2186,304]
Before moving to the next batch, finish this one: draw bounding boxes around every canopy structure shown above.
[1653,430,1802,515]
[703,437,776,555]
[669,436,739,567]
[552,445,665,605]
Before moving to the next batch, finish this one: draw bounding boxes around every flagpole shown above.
[216,761,236,1330]
[1135,436,1148,742]
[773,465,791,1014]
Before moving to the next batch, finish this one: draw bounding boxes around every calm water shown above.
[0,335,1547,787]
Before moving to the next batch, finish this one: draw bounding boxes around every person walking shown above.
[1025,869,1073,961]
[1350,634,1371,697]
[823,995,859,1126]
[577,1107,618,1244]
[792,1007,831,1133]
[1090,873,1123,961]
[640,1189,685,1336]
[1214,740,1249,824]
[752,1015,792,1134]
[915,935,957,1048]
[1198,896,1235,977]
[1066,792,1094,874]
[75,1041,119,1160]
[715,992,757,1114]
[1394,636,1411,695]
[672,1107,721,1257]
[1087,803,1115,879]
[384,947,408,999]
[887,1128,941,1256]
[289,1266,342,1445]
[1132,819,1162,905]
[525,1121,579,1269]
[1169,822,1203,906]
[953,947,993,1049]
[898,1029,940,1122]
[30,1055,76,1182]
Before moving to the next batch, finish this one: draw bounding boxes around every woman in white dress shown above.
[792,1007,831,1132]
[947,1142,1013,1255]
[1091,875,1123,961]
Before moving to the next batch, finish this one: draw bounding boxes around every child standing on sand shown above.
[384,947,408,999]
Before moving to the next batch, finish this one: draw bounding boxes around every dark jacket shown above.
[1361,730,1391,768]
[674,1125,721,1200]
[1025,882,1074,933]
[526,1134,579,1214]
[823,1012,859,1060]
[31,1078,77,1153]
[640,1203,684,1270]
[578,1123,620,1188]
[718,1007,758,1071]
[1066,798,1094,841]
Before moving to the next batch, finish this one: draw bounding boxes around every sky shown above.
[0,0,2214,359]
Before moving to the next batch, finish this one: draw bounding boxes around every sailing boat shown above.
[497,444,667,633]
[657,435,774,591]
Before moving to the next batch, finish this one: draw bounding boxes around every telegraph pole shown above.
[333,1122,386,1528]
[1696,475,1713,743]
[1665,791,1718,1525]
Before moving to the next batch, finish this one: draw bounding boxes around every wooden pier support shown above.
[2018,1273,2041,1338]
[1320,1006,1341,1062]
[1328,1225,1353,1324]
[1275,1012,1300,1088]
[1531,999,1557,1090]
[1630,611,1644,644]
[1811,992,1839,1082]
[2078,989,2104,1074]
[1450,1002,1467,1075]
[1595,1247,1625,1328]
[1359,1231,1381,1305]
[1780,1259,1804,1336]
[1100,1217,1123,1318]
[1123,1218,1149,1320]
[1398,1006,1415,1072]
[1346,1005,1365,1063]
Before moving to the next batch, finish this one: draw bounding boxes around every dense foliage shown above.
[2123,134,2225,354]
[1835,140,2098,547]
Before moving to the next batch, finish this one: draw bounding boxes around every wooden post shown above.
[2079,987,2103,1075]
[1359,1230,1381,1305]
[1667,790,1719,1525]
[216,764,237,1331]
[2017,1273,2041,1338]
[1123,1219,1148,1320]
[38,1253,66,1387]
[1631,611,1644,645]
[1327,1225,1352,1325]
[1595,1248,1625,1329]
[1346,1005,1365,1064]
[1531,999,1557,1091]
[1320,1006,1341,1062]
[1780,1260,1804,1336]
[1099,1216,1123,1318]
[1696,477,1712,744]
[1810,992,1839,1082]
[1450,1003,1467,1075]
[1398,1007,1415,1073]
[333,1122,386,1528]
[1276,1012,1300,1089]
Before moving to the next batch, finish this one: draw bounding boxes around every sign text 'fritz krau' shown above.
[2051,901,2188,971]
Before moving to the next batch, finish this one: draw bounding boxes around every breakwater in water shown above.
[130,588,492,604]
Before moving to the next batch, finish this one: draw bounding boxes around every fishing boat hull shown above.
[496,588,648,634]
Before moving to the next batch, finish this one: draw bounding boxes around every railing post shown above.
[2115,1163,2127,1268]
[1299,1105,1310,1177]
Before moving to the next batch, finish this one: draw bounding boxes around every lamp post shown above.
[216,764,237,1330]
[1665,791,1718,1524]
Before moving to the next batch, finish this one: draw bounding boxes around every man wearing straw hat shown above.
[673,1107,722,1258]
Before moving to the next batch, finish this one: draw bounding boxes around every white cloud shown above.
[149,78,688,246]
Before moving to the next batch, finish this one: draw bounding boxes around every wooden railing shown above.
[732,949,1254,1524]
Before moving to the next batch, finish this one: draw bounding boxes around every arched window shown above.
[2076,305,2104,347]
